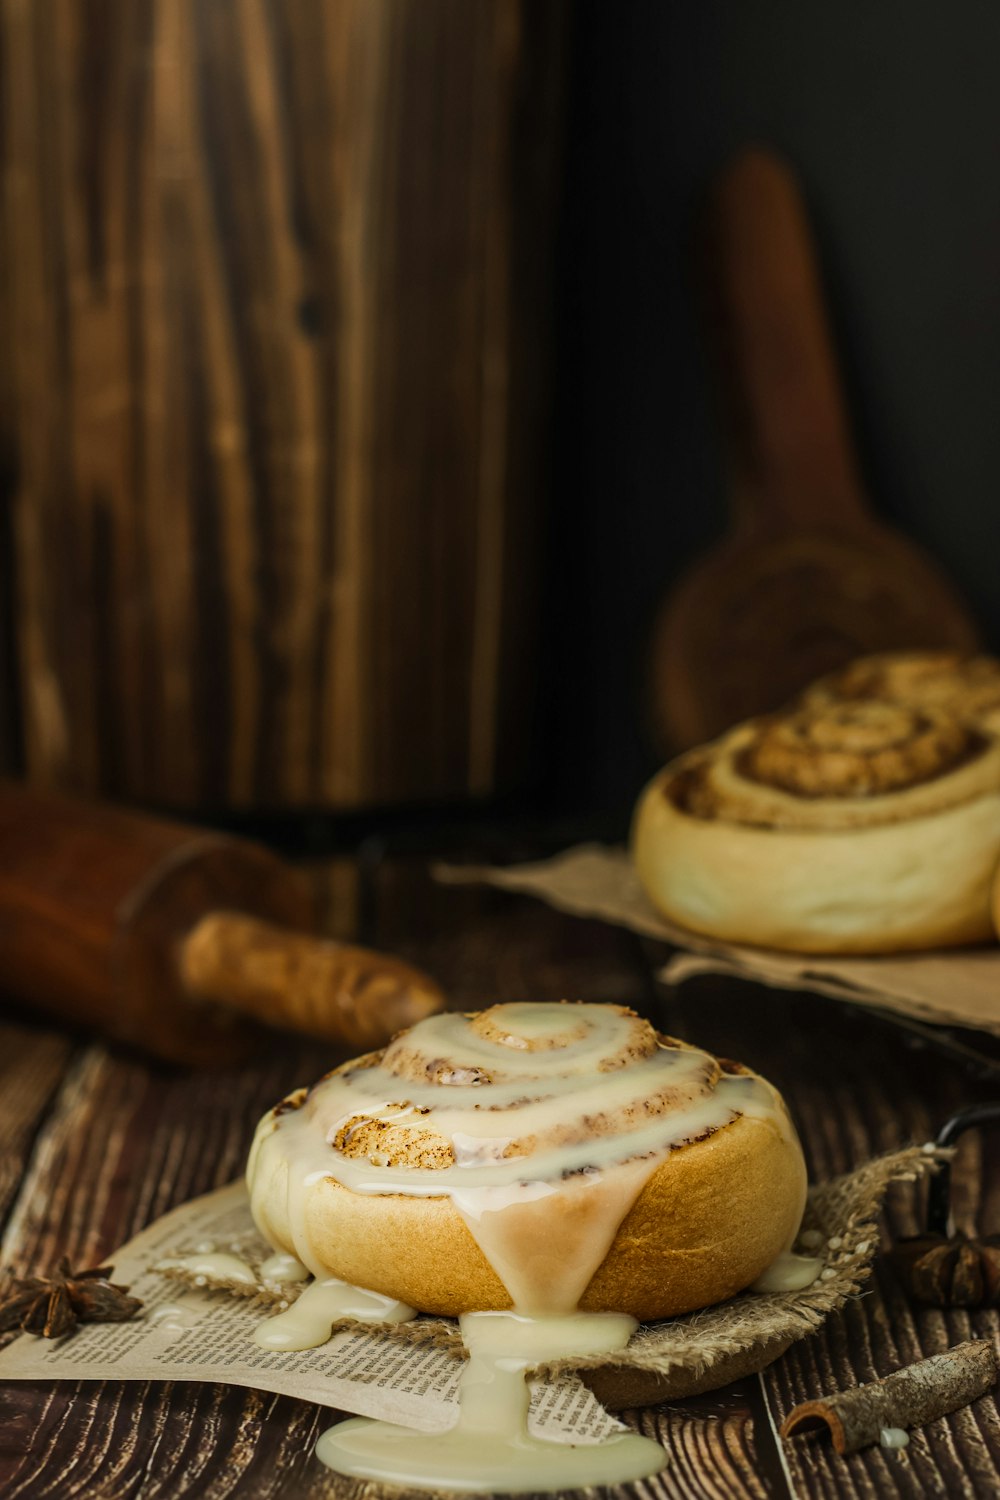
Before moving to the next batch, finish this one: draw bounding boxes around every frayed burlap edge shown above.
[154,1263,461,1351]
[158,1145,945,1393]
[542,1144,947,1386]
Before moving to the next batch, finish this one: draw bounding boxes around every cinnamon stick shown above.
[781,1340,997,1454]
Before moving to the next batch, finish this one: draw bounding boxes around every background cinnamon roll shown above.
[803,649,1000,734]
[633,698,1000,953]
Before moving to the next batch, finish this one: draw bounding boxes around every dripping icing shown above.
[315,1312,664,1492]
[169,1252,257,1287]
[750,1251,823,1293]
[260,1250,310,1284]
[253,1276,414,1351]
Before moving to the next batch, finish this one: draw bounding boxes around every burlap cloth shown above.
[436,846,1000,1038]
[161,1145,941,1408]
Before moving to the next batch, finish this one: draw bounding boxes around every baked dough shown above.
[247,1003,807,1321]
[633,698,1000,953]
[804,650,1000,732]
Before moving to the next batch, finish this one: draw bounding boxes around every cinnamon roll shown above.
[803,650,1000,733]
[247,1002,806,1321]
[633,699,1000,952]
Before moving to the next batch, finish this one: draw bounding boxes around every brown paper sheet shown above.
[435,845,1000,1036]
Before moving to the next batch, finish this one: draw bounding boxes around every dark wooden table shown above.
[2,850,1000,1498]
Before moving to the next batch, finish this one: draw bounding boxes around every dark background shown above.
[543,0,1000,818]
[3,0,999,837]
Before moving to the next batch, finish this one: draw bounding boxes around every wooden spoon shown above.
[649,147,978,752]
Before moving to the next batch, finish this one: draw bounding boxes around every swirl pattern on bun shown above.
[804,650,1000,733]
[634,698,1000,953]
[248,1002,806,1320]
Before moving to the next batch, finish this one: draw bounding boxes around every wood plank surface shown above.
[661,972,1000,1500]
[0,1021,72,1232]
[0,0,564,810]
[0,1034,345,1497]
[2,856,1000,1497]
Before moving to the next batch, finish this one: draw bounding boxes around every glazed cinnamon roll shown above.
[247,1002,806,1320]
[633,699,1000,952]
[804,650,1000,733]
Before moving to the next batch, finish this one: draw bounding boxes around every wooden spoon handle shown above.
[179,913,445,1051]
[704,147,866,531]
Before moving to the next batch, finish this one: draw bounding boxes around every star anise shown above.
[891,1232,1000,1307]
[0,1258,143,1339]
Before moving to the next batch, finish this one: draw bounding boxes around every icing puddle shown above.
[168,1248,668,1488]
[171,1232,823,1492]
[169,1248,667,1488]
[316,1312,663,1492]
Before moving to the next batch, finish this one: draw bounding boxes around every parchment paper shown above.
[436,846,1000,1036]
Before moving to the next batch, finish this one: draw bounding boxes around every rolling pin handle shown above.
[179,912,445,1051]
[704,147,866,533]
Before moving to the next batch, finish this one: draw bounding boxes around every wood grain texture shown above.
[0,214,19,779]
[661,970,1000,1499]
[2,856,1000,1496]
[0,1034,345,1497]
[0,1021,72,1232]
[0,0,565,809]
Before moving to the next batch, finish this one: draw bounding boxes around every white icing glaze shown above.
[147,1303,199,1333]
[259,1250,310,1284]
[246,1002,803,1492]
[750,1251,823,1293]
[248,1003,800,1314]
[253,1276,414,1351]
[316,1312,664,1492]
[172,1252,257,1287]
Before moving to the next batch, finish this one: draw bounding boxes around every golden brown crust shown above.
[634,689,1000,953]
[663,703,1000,833]
[804,650,1000,731]
[989,863,1000,950]
[743,703,973,800]
[255,1108,805,1321]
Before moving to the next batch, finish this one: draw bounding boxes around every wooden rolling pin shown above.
[0,782,445,1066]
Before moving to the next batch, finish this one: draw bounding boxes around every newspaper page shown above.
[0,1181,623,1443]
